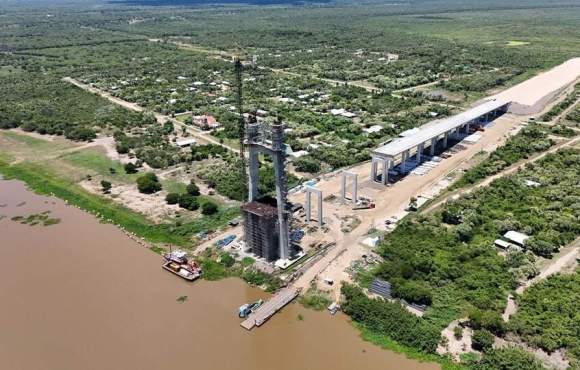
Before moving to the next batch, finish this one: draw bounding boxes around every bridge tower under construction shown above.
[242,119,291,262]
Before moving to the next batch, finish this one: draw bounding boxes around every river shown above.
[0,179,438,370]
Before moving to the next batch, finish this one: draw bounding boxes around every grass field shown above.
[60,147,140,183]
[0,130,238,246]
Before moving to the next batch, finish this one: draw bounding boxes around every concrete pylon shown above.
[246,121,291,260]
[305,186,323,227]
[341,171,358,203]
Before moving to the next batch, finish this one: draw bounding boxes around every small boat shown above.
[238,299,263,318]
[163,250,188,264]
[162,250,202,281]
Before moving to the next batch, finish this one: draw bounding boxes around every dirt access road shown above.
[289,113,526,297]
[64,77,236,153]
[422,135,580,214]
[289,76,579,298]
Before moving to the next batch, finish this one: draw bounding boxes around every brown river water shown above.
[0,179,439,370]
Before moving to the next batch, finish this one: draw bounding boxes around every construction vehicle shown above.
[353,201,375,210]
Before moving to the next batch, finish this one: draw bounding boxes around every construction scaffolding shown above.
[241,201,280,261]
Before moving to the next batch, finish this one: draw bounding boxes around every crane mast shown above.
[234,57,247,201]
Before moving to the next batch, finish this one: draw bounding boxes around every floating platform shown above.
[240,287,300,330]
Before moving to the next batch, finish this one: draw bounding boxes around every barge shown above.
[162,250,202,281]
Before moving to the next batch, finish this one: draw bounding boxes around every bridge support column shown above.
[382,159,389,184]
[416,143,423,163]
[370,158,378,183]
[341,171,358,203]
[305,186,323,227]
[401,150,410,173]
[430,138,436,156]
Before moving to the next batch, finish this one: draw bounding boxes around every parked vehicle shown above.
[238,299,263,318]
[327,302,340,315]
[216,235,236,248]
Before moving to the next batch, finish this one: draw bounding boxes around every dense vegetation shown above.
[471,347,543,370]
[341,284,441,353]
[452,125,554,188]
[509,272,580,366]
[1,1,580,368]
[372,148,580,330]
[196,249,282,292]
[540,84,579,121]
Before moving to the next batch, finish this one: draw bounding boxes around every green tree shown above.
[294,156,321,173]
[136,173,162,194]
[472,329,495,352]
[124,162,138,174]
[165,193,180,205]
[186,181,200,196]
[220,253,235,268]
[201,201,218,215]
[100,180,112,194]
[473,347,543,370]
[178,194,199,211]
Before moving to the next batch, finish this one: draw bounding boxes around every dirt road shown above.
[289,113,525,297]
[502,238,579,321]
[422,135,580,214]
[63,77,237,153]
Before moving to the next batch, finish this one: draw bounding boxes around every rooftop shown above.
[504,231,530,246]
[373,99,508,157]
[241,201,279,217]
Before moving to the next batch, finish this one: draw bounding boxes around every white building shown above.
[175,138,197,148]
[290,150,309,159]
[364,125,384,135]
[503,231,530,247]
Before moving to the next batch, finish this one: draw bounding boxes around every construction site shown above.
[234,58,580,329]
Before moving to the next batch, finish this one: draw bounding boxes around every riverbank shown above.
[0,158,238,247]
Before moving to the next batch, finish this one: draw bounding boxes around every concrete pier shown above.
[240,287,300,330]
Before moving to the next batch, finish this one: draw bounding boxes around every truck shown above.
[352,202,375,210]
[216,234,236,249]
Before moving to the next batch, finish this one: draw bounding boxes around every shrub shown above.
[472,329,495,352]
[454,326,463,340]
[201,201,218,215]
[186,181,200,196]
[341,284,440,353]
[472,347,543,370]
[100,180,112,194]
[124,162,138,174]
[165,193,180,205]
[178,194,199,211]
[136,173,162,194]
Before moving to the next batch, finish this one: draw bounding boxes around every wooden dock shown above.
[240,287,300,330]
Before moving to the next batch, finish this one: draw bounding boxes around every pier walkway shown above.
[240,287,300,330]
